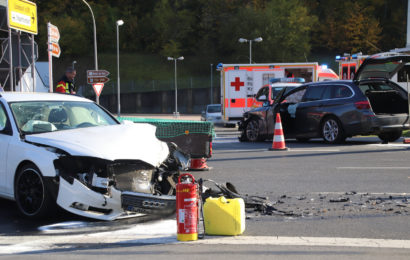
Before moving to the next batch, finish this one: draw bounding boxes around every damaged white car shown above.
[0,92,189,220]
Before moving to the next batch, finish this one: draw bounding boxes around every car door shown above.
[293,85,327,136]
[0,102,13,192]
[267,86,307,136]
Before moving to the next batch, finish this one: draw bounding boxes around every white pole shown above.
[407,0,410,47]
[8,28,13,92]
[249,40,252,64]
[81,0,99,102]
[175,59,178,116]
[31,35,36,92]
[117,23,120,117]
[210,63,213,104]
[47,22,53,92]
[17,31,22,92]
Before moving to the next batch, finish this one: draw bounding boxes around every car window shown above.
[256,86,269,100]
[207,105,221,113]
[10,101,118,134]
[0,104,7,132]
[285,88,306,103]
[322,85,353,99]
[358,83,395,95]
[271,87,284,99]
[302,86,326,102]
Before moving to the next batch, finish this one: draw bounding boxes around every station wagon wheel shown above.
[378,130,402,143]
[15,164,53,218]
[321,117,345,144]
[246,119,263,142]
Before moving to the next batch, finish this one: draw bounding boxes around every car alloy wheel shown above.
[322,117,344,144]
[246,119,261,142]
[15,164,50,217]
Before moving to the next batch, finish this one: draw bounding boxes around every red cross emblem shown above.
[230,77,244,91]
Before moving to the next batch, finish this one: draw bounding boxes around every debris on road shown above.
[329,197,350,203]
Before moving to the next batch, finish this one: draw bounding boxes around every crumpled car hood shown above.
[25,123,169,167]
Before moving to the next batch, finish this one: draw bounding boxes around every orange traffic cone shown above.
[189,158,212,171]
[268,113,288,151]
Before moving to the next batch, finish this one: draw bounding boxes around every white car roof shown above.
[0,92,93,103]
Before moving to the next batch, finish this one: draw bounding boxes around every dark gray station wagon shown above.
[239,53,410,144]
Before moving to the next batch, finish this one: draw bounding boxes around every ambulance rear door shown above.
[224,66,247,122]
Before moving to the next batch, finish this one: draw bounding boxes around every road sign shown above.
[48,24,60,43]
[87,77,109,84]
[8,0,38,34]
[92,83,104,97]
[87,70,110,77]
[50,42,60,57]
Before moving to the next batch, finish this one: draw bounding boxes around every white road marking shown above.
[193,236,410,249]
[309,191,409,196]
[2,219,410,254]
[287,149,340,152]
[337,167,410,170]
[216,149,340,153]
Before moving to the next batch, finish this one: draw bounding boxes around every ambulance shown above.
[335,53,368,80]
[336,52,410,92]
[219,63,339,124]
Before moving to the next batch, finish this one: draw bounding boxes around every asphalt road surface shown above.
[1,128,410,259]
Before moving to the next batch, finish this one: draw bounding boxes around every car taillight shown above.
[355,100,371,110]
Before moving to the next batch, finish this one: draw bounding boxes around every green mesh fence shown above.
[117,117,214,138]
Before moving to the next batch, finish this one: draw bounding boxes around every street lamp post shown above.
[72,60,77,86]
[167,56,184,117]
[210,63,213,104]
[116,20,124,117]
[81,0,99,102]
[238,37,263,63]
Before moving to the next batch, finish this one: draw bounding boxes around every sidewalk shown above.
[120,114,201,121]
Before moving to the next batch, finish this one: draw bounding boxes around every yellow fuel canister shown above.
[203,196,245,236]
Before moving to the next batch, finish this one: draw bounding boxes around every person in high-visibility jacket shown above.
[56,67,76,94]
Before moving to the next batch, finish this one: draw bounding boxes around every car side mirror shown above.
[257,95,267,102]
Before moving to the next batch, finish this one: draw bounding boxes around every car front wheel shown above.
[321,117,345,144]
[246,119,263,142]
[14,163,54,218]
[378,130,402,143]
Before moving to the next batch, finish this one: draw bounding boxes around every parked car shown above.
[201,104,222,124]
[0,92,189,220]
[239,52,410,143]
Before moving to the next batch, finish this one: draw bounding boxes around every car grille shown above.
[121,192,176,215]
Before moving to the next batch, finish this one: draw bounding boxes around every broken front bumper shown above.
[57,178,176,221]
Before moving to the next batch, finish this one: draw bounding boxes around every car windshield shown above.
[207,105,221,113]
[271,86,297,99]
[9,101,118,134]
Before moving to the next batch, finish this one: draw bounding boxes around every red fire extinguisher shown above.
[176,173,199,241]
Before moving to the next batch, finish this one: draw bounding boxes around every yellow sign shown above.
[8,0,37,34]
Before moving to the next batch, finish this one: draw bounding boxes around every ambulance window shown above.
[342,66,349,80]
[350,65,356,79]
[302,86,326,102]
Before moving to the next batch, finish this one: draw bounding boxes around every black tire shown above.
[378,130,402,143]
[296,138,310,142]
[321,116,345,144]
[245,119,263,142]
[14,163,54,218]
